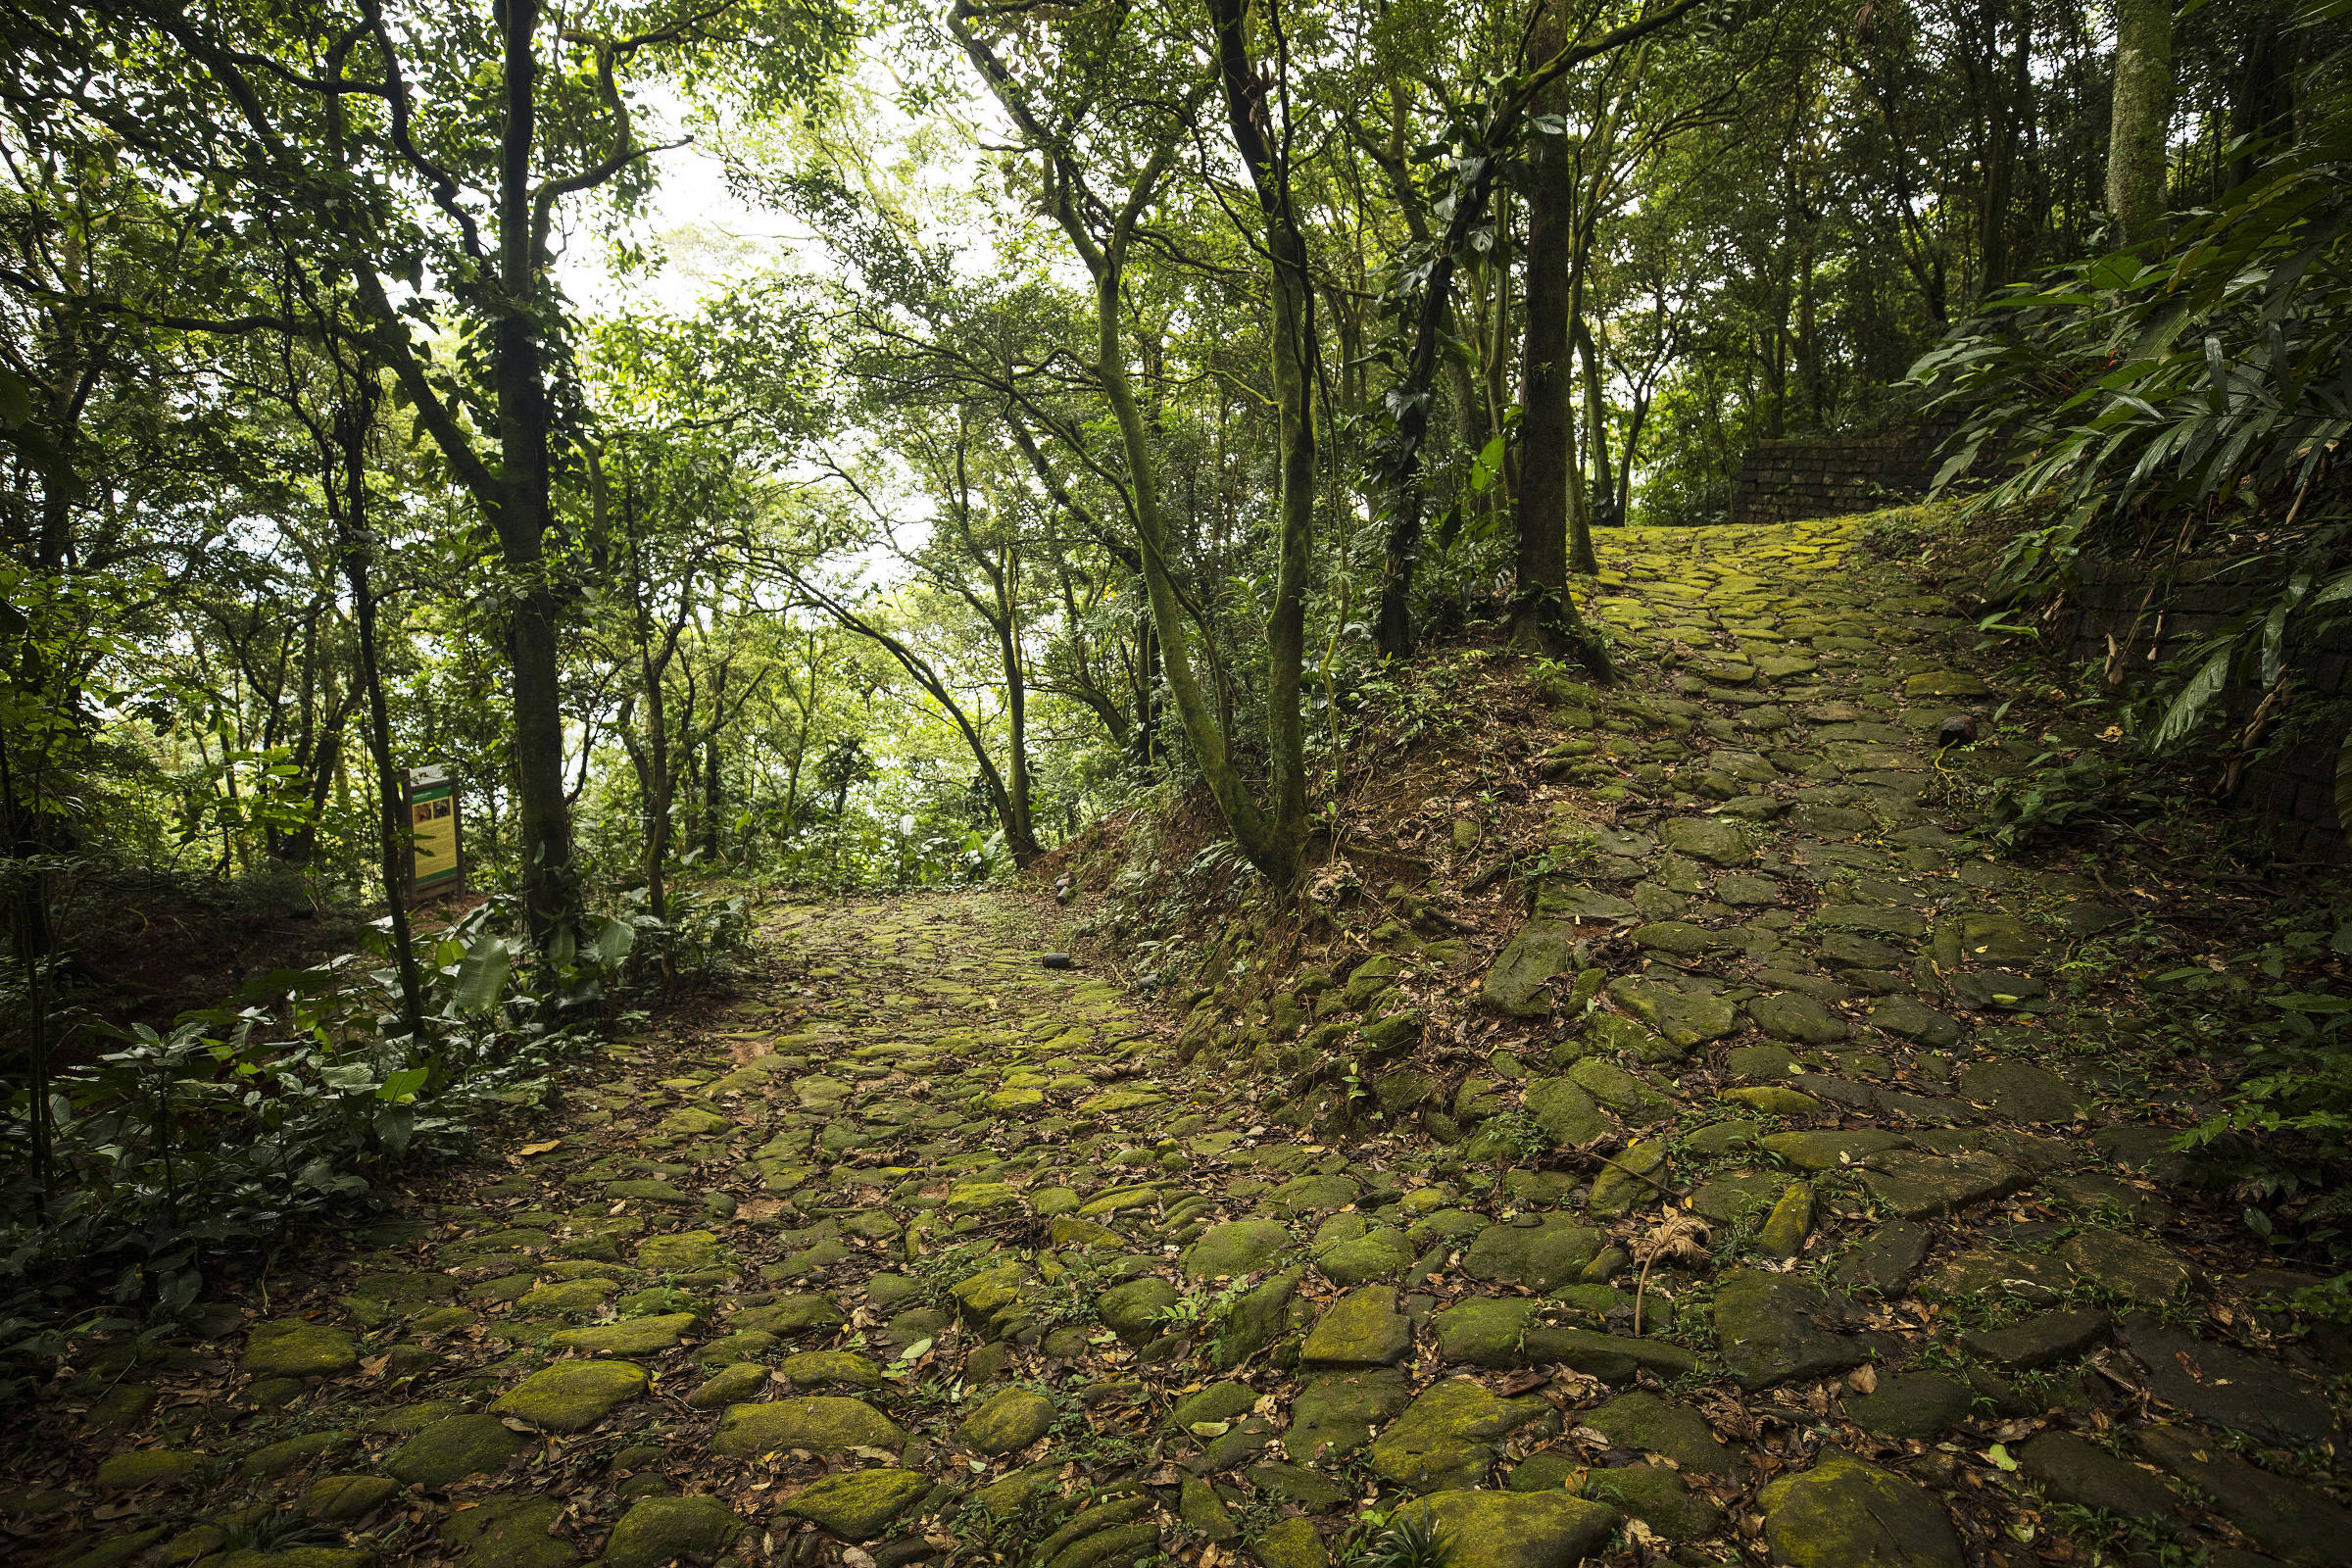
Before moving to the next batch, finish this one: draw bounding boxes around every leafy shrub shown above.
[0,889,748,1389]
[1914,0,2352,790]
[2144,913,2352,1257]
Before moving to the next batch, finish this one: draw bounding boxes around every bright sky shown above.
[554,113,806,318]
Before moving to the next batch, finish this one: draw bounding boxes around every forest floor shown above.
[9,515,2352,1568]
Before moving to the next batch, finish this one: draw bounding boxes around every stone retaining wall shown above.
[2067,553,2351,859]
[1726,431,1945,525]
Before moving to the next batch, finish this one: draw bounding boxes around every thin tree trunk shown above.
[2108,0,2174,243]
[1577,318,1618,531]
[334,382,427,1049]
[625,491,672,919]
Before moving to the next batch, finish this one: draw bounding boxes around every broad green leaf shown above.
[377,1066,431,1102]
[453,934,511,1014]
[594,916,637,967]
[2151,649,2231,752]
[2269,994,2352,1014]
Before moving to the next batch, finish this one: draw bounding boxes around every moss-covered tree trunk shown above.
[2107,0,2174,246]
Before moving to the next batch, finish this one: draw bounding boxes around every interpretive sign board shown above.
[405,764,464,904]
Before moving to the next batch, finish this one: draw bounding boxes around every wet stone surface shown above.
[13,517,2350,1568]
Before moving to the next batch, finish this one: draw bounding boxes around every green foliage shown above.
[2140,909,2352,1259]
[1915,0,2352,785]
[1358,1512,1451,1568]
[0,887,749,1383]
[1962,751,2158,856]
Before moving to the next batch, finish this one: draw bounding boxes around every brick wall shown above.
[1726,430,1946,525]
[2068,554,2351,860]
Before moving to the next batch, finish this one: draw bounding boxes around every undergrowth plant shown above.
[1915,0,2352,805]
[0,886,749,1395]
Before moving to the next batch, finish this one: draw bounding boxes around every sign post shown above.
[404,764,464,905]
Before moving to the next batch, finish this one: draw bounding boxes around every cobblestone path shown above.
[12,516,2349,1568]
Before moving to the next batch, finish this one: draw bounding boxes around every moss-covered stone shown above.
[1215,1267,1302,1370]
[1588,1142,1667,1219]
[1505,1452,1581,1492]
[1287,1370,1410,1462]
[1757,1452,1962,1568]
[242,1321,360,1379]
[777,1349,881,1390]
[601,1494,743,1568]
[1856,1150,2031,1219]
[1760,1130,1911,1171]
[1432,1297,1540,1368]
[492,1358,648,1432]
[1179,1477,1240,1541]
[1564,1058,1672,1119]
[1299,1285,1411,1367]
[693,1328,778,1365]
[93,1449,202,1491]
[299,1474,399,1523]
[1250,1517,1330,1568]
[1746,992,1848,1046]
[1166,1381,1258,1432]
[729,1295,847,1334]
[2015,1433,2177,1521]
[686,1362,770,1409]
[1266,1173,1359,1216]
[637,1231,725,1271]
[779,1468,930,1539]
[1523,1077,1609,1147]
[547,1312,697,1355]
[1098,1277,1179,1346]
[438,1494,578,1567]
[1583,1393,1743,1476]
[86,1384,157,1430]
[1659,816,1752,866]
[1842,1372,1972,1440]
[1182,1219,1294,1280]
[712,1396,905,1457]
[237,1429,354,1477]
[1578,1464,1722,1539]
[1683,1119,1760,1156]
[1367,1378,1556,1493]
[163,1523,227,1561]
[956,1387,1056,1454]
[1713,1271,1870,1391]
[385,1413,526,1487]
[1388,1489,1618,1568]
[1482,920,1579,1016]
[516,1278,616,1315]
[965,1465,1055,1519]
[1757,1182,1814,1258]
[1721,1085,1825,1116]
[1461,1217,1601,1292]
[210,1547,372,1568]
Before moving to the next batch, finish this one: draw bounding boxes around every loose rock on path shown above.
[11,516,2350,1568]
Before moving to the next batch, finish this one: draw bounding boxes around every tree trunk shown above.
[334,383,428,1050]
[623,498,673,919]
[2229,2,2290,190]
[1515,34,1575,649]
[493,0,579,948]
[1980,0,2030,284]
[702,731,721,861]
[1577,319,1619,531]
[2108,0,2174,244]
[991,571,1042,863]
[1206,0,1312,877]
